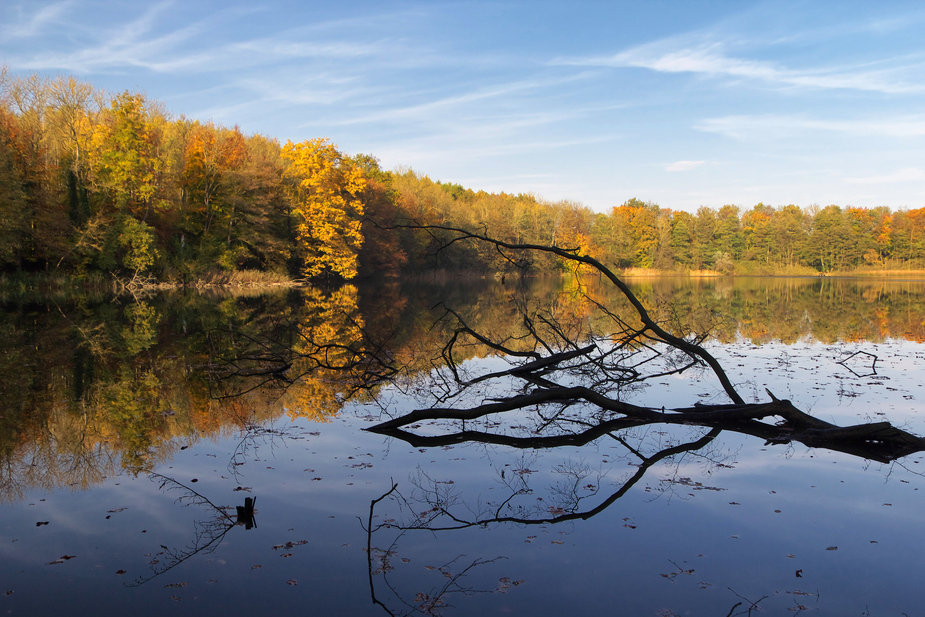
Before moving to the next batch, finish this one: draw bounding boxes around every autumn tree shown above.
[352,154,408,277]
[220,133,292,272]
[741,203,773,265]
[769,205,807,268]
[0,108,27,266]
[92,91,162,220]
[282,138,366,279]
[182,122,246,238]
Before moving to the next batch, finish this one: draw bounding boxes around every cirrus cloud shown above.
[666,160,706,172]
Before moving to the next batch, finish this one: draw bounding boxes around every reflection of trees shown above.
[357,227,925,615]
[0,290,300,496]
[366,227,925,463]
[128,473,256,587]
[4,261,925,498]
[362,426,733,615]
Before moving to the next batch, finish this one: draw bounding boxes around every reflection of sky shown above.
[3,340,925,615]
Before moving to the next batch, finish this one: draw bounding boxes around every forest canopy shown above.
[2,70,924,283]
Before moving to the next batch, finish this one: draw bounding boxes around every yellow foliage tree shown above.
[282,138,366,278]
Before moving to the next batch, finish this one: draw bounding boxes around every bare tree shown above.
[365,225,925,464]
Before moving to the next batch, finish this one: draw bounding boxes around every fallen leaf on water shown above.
[5,591,12,597]
[795,570,803,578]
[826,546,838,551]
[164,582,188,589]
[170,596,181,602]
[251,565,263,570]
[36,521,49,527]
[287,579,298,586]
[115,570,126,575]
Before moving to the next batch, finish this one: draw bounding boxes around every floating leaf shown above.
[826,546,838,551]
[287,579,298,586]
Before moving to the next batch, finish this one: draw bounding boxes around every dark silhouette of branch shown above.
[364,225,925,464]
[388,223,744,402]
[127,474,255,587]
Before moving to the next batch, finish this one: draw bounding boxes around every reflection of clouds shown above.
[713,340,925,434]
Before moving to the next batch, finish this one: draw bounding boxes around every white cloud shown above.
[666,160,706,172]
[696,114,925,140]
[844,168,925,185]
[553,39,925,94]
[0,1,74,40]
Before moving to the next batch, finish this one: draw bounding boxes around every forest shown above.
[2,70,925,284]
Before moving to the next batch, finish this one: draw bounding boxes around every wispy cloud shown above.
[844,168,925,185]
[9,1,213,73]
[554,42,925,94]
[331,74,586,127]
[666,160,706,172]
[0,1,74,40]
[696,114,925,140]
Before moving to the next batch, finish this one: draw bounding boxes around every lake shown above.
[2,275,925,616]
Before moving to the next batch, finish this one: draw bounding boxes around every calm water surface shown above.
[2,276,925,616]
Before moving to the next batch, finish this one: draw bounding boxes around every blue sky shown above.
[3,0,925,213]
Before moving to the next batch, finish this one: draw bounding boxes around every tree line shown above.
[2,70,925,282]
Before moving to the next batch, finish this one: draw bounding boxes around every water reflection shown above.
[128,474,257,588]
[3,276,925,498]
[2,277,925,615]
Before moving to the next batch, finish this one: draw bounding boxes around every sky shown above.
[2,0,925,213]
